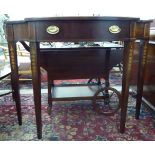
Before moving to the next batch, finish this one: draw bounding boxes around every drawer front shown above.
[34,20,131,42]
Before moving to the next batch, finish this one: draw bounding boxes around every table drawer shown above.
[34,20,130,42]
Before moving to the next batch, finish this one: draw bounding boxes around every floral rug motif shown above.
[0,71,155,140]
[0,96,155,141]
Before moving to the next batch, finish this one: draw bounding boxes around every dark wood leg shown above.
[120,41,134,133]
[8,41,22,125]
[136,40,148,119]
[48,79,52,107]
[47,75,54,115]
[104,49,111,101]
[30,42,42,139]
[48,75,54,107]
[105,49,111,88]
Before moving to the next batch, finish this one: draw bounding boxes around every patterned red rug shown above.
[0,92,155,141]
[0,71,155,140]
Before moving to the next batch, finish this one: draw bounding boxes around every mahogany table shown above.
[6,16,151,139]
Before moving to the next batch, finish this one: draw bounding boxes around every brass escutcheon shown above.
[46,25,59,34]
[109,25,121,34]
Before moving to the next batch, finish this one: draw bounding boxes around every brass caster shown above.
[93,87,121,116]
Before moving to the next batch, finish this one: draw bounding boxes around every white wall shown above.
[1,0,154,20]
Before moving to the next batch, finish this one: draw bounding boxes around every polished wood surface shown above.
[131,41,155,85]
[130,23,155,115]
[40,48,123,80]
[6,16,151,139]
[130,21,155,118]
[7,41,22,125]
[133,41,155,108]
[7,16,139,42]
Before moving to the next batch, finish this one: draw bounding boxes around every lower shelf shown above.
[50,84,102,101]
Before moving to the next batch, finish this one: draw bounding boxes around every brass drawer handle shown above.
[109,25,121,34]
[46,25,59,34]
